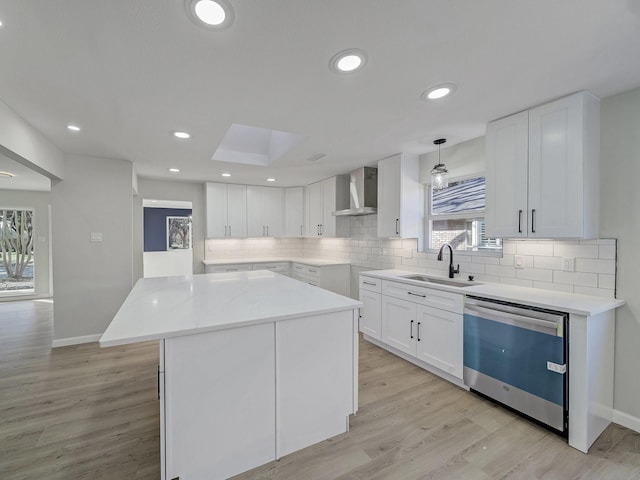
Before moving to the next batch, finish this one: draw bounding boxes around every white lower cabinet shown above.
[163,324,276,480]
[160,309,358,480]
[365,276,464,382]
[292,262,350,297]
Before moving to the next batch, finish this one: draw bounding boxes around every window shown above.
[427,176,502,253]
[0,209,35,294]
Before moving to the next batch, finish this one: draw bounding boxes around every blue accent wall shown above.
[143,207,192,252]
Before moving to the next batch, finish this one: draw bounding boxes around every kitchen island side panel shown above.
[164,323,276,480]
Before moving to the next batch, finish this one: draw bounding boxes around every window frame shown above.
[424,174,502,257]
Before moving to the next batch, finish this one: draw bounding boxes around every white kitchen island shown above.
[100,271,362,480]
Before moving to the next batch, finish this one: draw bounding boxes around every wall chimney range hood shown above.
[333,166,378,216]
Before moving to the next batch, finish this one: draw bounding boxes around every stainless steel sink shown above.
[400,274,480,288]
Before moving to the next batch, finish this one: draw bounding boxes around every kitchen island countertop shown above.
[100,270,361,347]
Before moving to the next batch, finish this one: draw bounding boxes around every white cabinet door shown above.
[206,182,247,238]
[276,310,355,458]
[528,93,586,238]
[415,305,463,379]
[485,91,599,239]
[321,177,337,237]
[247,185,284,237]
[284,187,304,237]
[485,111,529,238]
[359,290,381,339]
[381,295,416,356]
[164,323,275,480]
[377,154,423,247]
[377,155,401,238]
[226,184,247,238]
[308,181,322,236]
[205,182,228,238]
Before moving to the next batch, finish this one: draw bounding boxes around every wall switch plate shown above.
[562,257,575,272]
[90,232,103,242]
[514,255,525,269]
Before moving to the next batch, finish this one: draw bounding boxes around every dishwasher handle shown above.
[464,303,564,337]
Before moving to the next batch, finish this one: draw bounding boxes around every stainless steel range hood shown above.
[333,166,377,216]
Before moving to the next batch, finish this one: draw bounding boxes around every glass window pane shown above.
[432,177,485,215]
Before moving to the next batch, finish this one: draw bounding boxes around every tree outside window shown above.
[0,209,35,292]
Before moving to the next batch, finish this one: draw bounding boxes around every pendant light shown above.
[430,138,448,190]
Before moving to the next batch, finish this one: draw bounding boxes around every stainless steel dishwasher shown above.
[463,296,568,434]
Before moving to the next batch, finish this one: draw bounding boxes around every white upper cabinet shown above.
[306,176,350,237]
[284,187,305,237]
[377,153,424,249]
[247,186,284,237]
[205,182,247,238]
[485,91,600,239]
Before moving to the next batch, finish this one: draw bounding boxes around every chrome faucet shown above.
[437,243,460,279]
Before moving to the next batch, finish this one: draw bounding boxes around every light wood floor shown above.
[1,300,639,480]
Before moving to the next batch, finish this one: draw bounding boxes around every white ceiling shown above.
[0,0,639,188]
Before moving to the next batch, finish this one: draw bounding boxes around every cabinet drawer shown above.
[292,263,306,275]
[207,264,252,273]
[359,276,381,293]
[254,262,290,275]
[382,280,463,314]
[305,266,322,279]
[292,272,306,282]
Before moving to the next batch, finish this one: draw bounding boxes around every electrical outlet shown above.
[514,255,525,269]
[561,257,575,272]
[90,232,103,242]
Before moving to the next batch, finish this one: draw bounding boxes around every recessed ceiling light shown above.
[421,83,457,101]
[0,19,3,27]
[66,124,81,132]
[172,130,191,139]
[266,178,276,182]
[169,168,180,173]
[329,49,368,74]
[221,173,231,177]
[0,171,15,178]
[186,0,234,29]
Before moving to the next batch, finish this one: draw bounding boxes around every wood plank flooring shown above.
[1,300,639,479]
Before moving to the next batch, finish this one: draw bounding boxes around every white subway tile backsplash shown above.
[533,256,563,270]
[204,216,617,299]
[553,243,598,259]
[575,258,616,275]
[516,268,553,282]
[533,281,574,294]
[553,271,598,288]
[573,285,615,298]
[516,242,554,256]
[599,244,617,260]
[599,274,616,290]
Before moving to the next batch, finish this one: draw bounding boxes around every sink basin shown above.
[400,274,480,288]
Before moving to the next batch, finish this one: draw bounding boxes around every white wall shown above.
[0,189,52,297]
[51,155,133,344]
[135,178,206,280]
[419,136,485,182]
[600,87,640,424]
[0,99,64,180]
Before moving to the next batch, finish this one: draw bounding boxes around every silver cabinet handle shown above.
[362,281,376,286]
[417,322,421,342]
[300,225,303,236]
[228,225,231,237]
[395,218,399,235]
[410,319,414,339]
[407,292,426,298]
[531,209,536,233]
[224,225,227,236]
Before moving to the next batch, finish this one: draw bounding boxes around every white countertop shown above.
[361,269,624,316]
[100,271,361,347]
[203,257,350,267]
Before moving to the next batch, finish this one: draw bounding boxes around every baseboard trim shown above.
[52,334,102,348]
[613,409,640,434]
